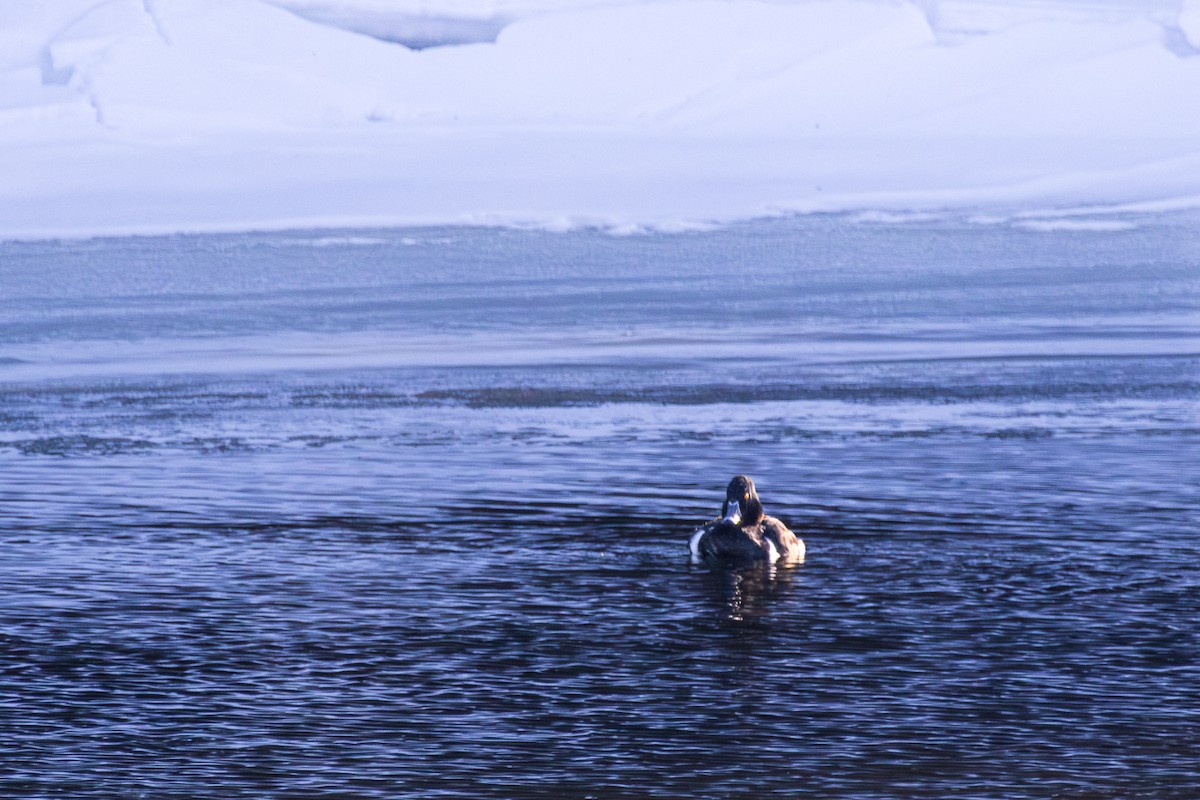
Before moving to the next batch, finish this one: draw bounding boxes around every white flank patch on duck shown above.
[763,538,780,563]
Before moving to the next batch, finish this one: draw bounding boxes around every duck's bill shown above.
[722,504,742,525]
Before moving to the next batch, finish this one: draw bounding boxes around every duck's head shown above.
[721,474,765,527]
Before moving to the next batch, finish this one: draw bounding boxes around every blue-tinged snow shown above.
[1,0,1199,238]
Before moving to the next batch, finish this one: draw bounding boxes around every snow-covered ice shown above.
[2,0,1199,239]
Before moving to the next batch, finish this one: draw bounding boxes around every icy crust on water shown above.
[2,0,1200,239]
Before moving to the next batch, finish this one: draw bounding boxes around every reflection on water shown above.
[694,562,803,625]
[1,215,1198,797]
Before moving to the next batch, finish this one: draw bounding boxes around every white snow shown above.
[1181,0,1200,48]
[1,0,1199,239]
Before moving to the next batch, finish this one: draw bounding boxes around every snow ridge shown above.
[142,0,173,46]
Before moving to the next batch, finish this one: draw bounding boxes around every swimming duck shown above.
[688,475,806,567]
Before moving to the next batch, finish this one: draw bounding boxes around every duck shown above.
[688,475,806,568]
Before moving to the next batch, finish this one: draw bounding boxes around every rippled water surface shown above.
[2,216,1198,798]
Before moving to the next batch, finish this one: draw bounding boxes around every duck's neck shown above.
[741,496,765,527]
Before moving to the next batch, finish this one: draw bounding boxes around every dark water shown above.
[1,216,1198,798]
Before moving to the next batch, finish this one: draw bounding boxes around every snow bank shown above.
[1,0,1199,239]
[1181,0,1200,48]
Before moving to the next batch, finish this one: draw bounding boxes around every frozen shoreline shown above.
[3,0,1200,240]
